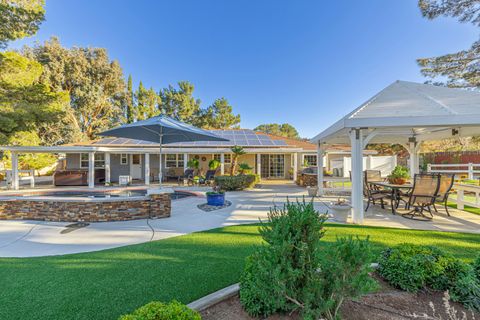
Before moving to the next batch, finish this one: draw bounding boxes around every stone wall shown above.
[0,193,171,222]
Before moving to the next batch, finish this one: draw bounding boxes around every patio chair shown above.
[400,174,440,221]
[432,174,455,216]
[364,173,390,211]
[204,169,217,186]
[178,169,195,186]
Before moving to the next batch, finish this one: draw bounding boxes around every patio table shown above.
[369,181,413,215]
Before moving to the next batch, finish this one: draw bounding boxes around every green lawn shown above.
[1,223,479,320]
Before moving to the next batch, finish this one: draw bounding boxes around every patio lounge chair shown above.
[401,174,440,221]
[364,172,390,211]
[204,169,217,186]
[178,169,195,186]
[432,174,455,216]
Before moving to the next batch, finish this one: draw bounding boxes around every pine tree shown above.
[126,75,135,123]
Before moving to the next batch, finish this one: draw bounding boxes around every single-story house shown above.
[1,129,379,188]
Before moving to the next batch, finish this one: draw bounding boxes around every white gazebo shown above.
[311,80,480,224]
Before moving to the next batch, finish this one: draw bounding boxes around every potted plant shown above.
[206,186,225,206]
[387,165,410,185]
[187,158,200,171]
[307,186,318,197]
[208,159,221,170]
[330,198,351,222]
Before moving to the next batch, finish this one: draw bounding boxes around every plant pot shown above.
[388,177,407,185]
[307,186,318,197]
[330,204,351,222]
[207,193,225,206]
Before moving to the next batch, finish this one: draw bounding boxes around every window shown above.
[303,154,317,167]
[120,154,128,165]
[166,154,184,168]
[80,153,105,169]
[132,154,141,165]
[213,154,232,163]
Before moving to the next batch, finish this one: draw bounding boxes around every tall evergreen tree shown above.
[0,0,45,48]
[198,97,241,129]
[417,0,480,89]
[125,74,135,123]
[158,81,202,125]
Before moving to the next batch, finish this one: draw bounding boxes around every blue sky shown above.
[8,0,479,138]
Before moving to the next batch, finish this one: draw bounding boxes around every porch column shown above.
[11,152,19,190]
[105,153,111,184]
[350,129,364,224]
[317,143,325,195]
[220,153,225,175]
[292,153,298,181]
[256,154,261,176]
[184,153,188,172]
[144,153,150,185]
[88,152,95,188]
[408,141,420,176]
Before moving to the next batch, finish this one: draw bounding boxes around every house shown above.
[1,129,383,188]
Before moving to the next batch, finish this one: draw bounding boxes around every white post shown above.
[317,143,325,195]
[350,129,364,224]
[88,152,95,188]
[11,152,19,190]
[468,163,474,180]
[144,153,150,185]
[427,163,432,173]
[220,153,225,175]
[256,153,261,176]
[105,153,111,185]
[457,189,465,210]
[408,142,417,176]
[293,153,298,181]
[184,153,188,173]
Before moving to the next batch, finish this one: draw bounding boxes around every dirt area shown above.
[201,276,479,320]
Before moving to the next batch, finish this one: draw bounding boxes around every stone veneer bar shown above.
[0,193,171,222]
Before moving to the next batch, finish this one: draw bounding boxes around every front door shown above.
[130,154,142,180]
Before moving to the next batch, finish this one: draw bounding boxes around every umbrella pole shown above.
[159,133,163,188]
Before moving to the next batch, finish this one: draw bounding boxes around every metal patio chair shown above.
[401,174,440,221]
[433,174,455,216]
[178,168,195,186]
[364,172,391,211]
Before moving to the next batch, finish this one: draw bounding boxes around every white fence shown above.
[427,163,480,180]
[341,155,397,178]
[453,183,480,210]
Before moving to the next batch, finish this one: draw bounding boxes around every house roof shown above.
[311,80,480,145]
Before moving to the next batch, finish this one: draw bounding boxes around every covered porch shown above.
[312,80,480,224]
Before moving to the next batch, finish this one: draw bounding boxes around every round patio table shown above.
[368,181,413,215]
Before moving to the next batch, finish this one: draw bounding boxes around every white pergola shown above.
[311,80,480,224]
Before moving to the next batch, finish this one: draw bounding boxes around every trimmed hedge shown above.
[119,300,201,320]
[214,174,259,191]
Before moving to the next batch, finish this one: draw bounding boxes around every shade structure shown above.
[311,80,480,224]
[99,115,228,187]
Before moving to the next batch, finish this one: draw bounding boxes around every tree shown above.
[135,82,160,120]
[417,0,480,89]
[230,145,246,175]
[254,123,300,139]
[0,0,45,48]
[125,75,135,123]
[198,97,241,129]
[158,81,202,125]
[23,37,126,140]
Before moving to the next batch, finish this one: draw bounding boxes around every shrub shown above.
[473,255,480,281]
[208,159,220,170]
[239,200,375,320]
[378,244,480,312]
[214,174,259,191]
[118,300,201,320]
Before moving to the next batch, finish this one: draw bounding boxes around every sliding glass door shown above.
[260,154,285,179]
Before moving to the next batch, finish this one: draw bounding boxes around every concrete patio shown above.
[0,183,479,258]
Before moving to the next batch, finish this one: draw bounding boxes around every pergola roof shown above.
[311,80,480,145]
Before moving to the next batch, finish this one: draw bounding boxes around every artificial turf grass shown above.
[0,223,479,320]
[447,201,480,215]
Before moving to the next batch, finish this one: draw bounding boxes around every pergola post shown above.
[183,153,188,173]
[349,129,364,224]
[220,153,225,175]
[105,153,111,185]
[292,153,298,181]
[11,152,19,190]
[317,143,325,196]
[144,153,150,185]
[408,141,421,176]
[88,152,95,188]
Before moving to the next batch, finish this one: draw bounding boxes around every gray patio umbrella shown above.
[99,115,228,188]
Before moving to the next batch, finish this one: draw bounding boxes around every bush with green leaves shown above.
[208,159,220,170]
[118,300,201,320]
[378,244,480,311]
[214,174,259,191]
[239,200,375,320]
[473,255,480,280]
